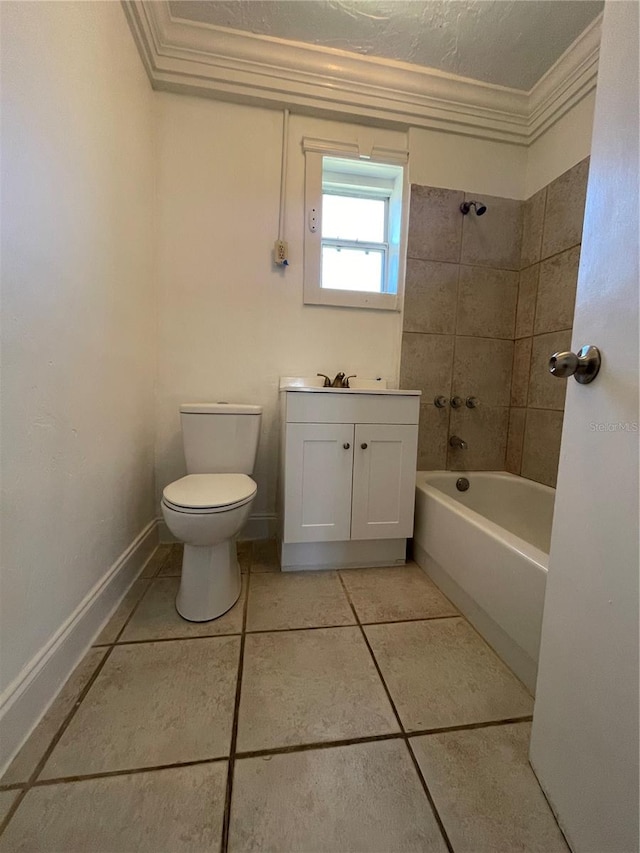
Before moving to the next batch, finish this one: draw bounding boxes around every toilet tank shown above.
[180,403,262,474]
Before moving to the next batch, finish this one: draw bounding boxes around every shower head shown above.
[460,200,487,216]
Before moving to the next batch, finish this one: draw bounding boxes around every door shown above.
[351,424,418,540]
[530,4,639,852]
[283,422,354,543]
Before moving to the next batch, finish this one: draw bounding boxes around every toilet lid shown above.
[163,474,257,510]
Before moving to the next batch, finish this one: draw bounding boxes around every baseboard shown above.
[280,538,407,572]
[157,512,277,544]
[0,519,159,776]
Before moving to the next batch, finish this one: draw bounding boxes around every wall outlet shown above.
[274,240,288,265]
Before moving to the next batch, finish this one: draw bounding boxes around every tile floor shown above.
[0,543,569,853]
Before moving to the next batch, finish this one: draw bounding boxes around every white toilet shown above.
[161,402,262,622]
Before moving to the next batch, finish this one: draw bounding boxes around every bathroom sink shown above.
[279,377,420,396]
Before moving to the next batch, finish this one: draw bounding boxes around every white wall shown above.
[525,92,596,197]
[155,97,408,524]
[408,127,527,199]
[0,1,155,709]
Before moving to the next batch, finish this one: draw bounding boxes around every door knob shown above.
[549,345,601,384]
[361,443,368,449]
[343,443,351,449]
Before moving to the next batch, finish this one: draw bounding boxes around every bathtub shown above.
[413,471,555,693]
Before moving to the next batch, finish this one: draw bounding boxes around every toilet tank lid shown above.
[180,403,262,415]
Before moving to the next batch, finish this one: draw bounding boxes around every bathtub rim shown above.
[415,470,551,571]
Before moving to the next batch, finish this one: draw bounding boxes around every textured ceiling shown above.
[168,0,603,90]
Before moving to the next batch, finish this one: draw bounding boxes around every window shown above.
[303,139,408,310]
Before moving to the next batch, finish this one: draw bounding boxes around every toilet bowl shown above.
[161,403,262,622]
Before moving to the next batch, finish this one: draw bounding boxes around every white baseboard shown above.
[0,519,159,776]
[157,512,277,544]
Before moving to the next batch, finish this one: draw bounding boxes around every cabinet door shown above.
[351,424,418,540]
[283,423,354,543]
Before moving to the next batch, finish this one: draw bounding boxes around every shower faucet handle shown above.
[434,395,448,408]
[465,396,478,408]
[450,396,464,408]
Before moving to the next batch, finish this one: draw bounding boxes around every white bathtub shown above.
[413,471,555,693]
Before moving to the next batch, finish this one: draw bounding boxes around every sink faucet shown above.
[449,435,468,450]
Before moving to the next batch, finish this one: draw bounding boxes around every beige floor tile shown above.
[141,544,172,578]
[411,723,568,853]
[365,618,533,730]
[340,564,458,623]
[158,543,183,576]
[237,627,398,752]
[120,576,245,642]
[0,763,227,853]
[246,571,354,632]
[2,649,107,786]
[229,739,448,853]
[237,540,252,573]
[250,539,280,572]
[94,579,151,644]
[0,790,18,825]
[41,637,240,778]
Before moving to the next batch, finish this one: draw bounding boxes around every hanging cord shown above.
[278,108,289,242]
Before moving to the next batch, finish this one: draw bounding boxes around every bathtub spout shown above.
[449,435,468,450]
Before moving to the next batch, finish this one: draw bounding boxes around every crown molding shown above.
[123,1,601,147]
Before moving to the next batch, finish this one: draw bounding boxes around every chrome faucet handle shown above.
[450,396,464,408]
[344,375,357,388]
[317,373,331,387]
[465,396,478,408]
[434,395,448,408]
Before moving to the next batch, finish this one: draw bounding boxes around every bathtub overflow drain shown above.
[456,477,470,492]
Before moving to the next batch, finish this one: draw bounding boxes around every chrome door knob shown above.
[549,345,601,384]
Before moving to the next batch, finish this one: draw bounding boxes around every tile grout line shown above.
[336,573,456,853]
[220,565,251,853]
[0,545,172,838]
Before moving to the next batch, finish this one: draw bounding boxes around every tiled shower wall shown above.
[399,187,522,471]
[400,157,588,486]
[506,158,589,487]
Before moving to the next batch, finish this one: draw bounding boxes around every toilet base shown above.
[175,540,241,622]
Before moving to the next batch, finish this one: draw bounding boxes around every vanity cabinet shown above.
[279,386,420,570]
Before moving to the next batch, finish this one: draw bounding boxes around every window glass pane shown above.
[322,194,385,242]
[321,246,383,293]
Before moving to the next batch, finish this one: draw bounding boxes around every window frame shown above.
[303,138,409,311]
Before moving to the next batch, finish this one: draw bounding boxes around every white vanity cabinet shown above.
[279,386,420,571]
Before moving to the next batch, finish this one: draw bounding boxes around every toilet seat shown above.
[162,473,257,514]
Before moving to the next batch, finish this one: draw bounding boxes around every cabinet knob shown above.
[361,443,368,449]
[343,443,350,450]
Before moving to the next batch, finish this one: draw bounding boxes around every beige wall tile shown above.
[506,408,526,475]
[417,403,450,470]
[535,245,581,334]
[521,409,565,488]
[452,336,514,407]
[515,264,539,338]
[541,157,589,259]
[400,332,454,398]
[460,194,523,271]
[520,188,546,268]
[407,185,464,262]
[403,259,459,334]
[456,266,518,339]
[511,337,532,407]
[447,406,509,471]
[528,331,571,410]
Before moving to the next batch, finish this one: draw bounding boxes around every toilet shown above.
[161,402,262,622]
